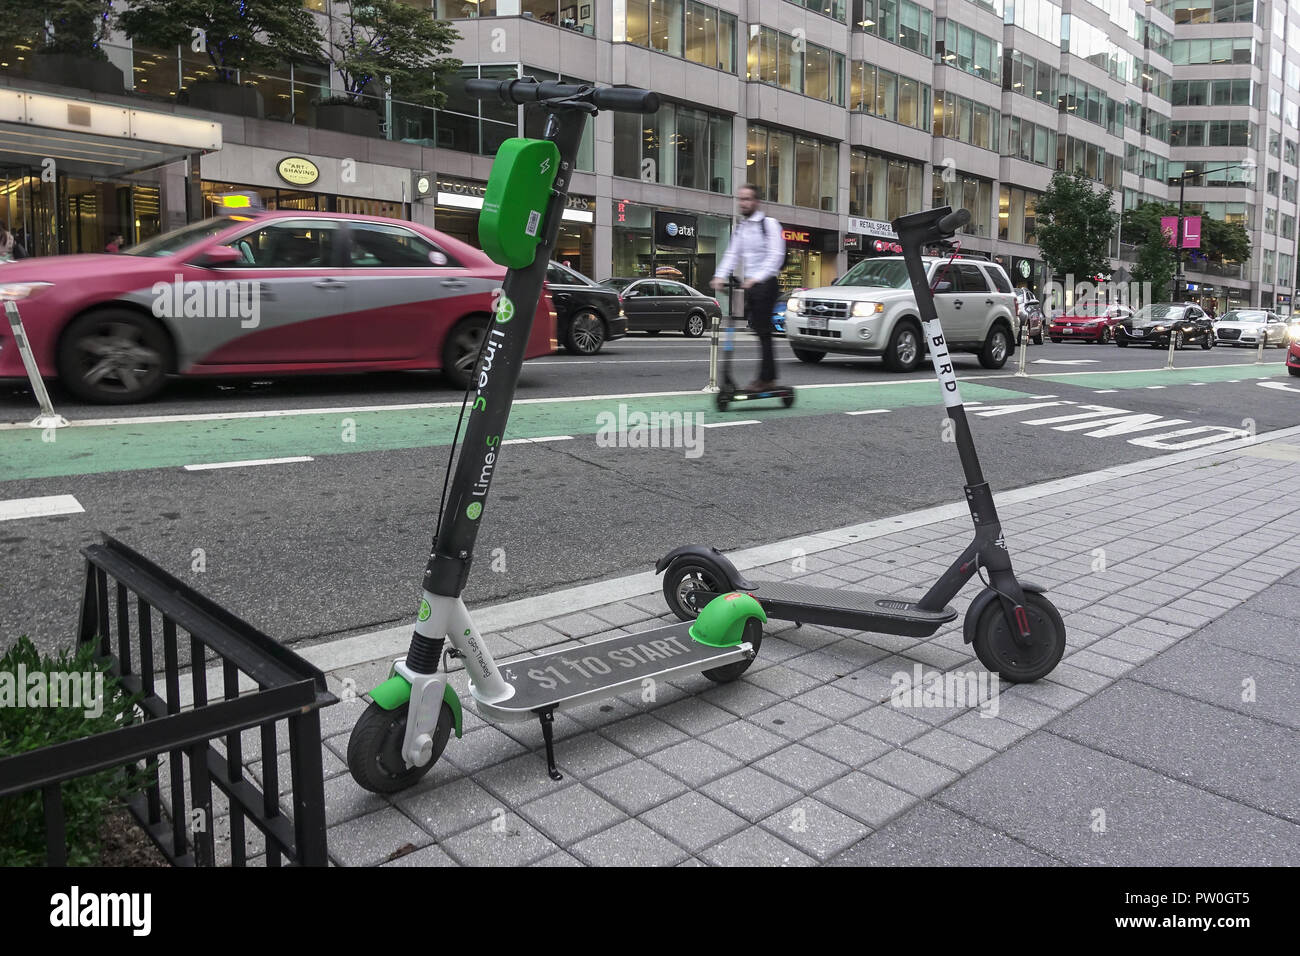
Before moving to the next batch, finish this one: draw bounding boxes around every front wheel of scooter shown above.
[663,557,729,621]
[702,617,763,683]
[972,591,1066,683]
[347,700,454,794]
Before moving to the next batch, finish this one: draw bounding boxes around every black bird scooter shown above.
[658,207,1066,683]
[716,276,795,411]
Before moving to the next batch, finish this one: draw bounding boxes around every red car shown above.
[1048,304,1133,344]
[1288,338,1300,376]
[0,210,556,403]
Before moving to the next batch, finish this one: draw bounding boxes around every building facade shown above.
[1,0,1297,312]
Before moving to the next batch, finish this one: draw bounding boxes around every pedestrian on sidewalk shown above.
[712,184,786,391]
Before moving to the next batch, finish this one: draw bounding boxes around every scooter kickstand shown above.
[538,708,563,781]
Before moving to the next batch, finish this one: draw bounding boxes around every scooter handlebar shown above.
[464,78,659,114]
[936,208,971,236]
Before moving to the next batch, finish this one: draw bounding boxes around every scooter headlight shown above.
[852,301,884,317]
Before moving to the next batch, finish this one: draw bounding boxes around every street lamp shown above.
[1172,159,1255,303]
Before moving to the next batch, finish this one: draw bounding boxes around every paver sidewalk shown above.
[244,434,1300,866]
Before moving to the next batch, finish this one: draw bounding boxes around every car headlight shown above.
[852,301,884,317]
[0,282,53,301]
[787,297,802,313]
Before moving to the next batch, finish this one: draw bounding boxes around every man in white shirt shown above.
[712,184,786,390]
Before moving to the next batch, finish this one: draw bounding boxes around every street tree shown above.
[119,0,323,84]
[320,0,462,110]
[1035,170,1120,285]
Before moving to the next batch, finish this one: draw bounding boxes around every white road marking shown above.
[1144,385,1166,389]
[531,359,711,365]
[702,419,760,428]
[846,409,891,416]
[502,435,574,445]
[0,494,84,522]
[1032,359,1100,365]
[1259,381,1300,394]
[1093,389,1118,393]
[183,456,314,471]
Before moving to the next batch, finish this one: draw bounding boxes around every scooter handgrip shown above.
[464,78,508,100]
[937,208,971,236]
[592,86,660,114]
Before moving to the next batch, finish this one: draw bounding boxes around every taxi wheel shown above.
[57,309,172,404]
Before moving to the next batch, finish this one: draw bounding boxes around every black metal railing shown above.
[0,535,337,866]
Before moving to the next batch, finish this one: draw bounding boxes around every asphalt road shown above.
[3,332,1298,654]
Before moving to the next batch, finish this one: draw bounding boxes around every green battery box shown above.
[478,138,561,269]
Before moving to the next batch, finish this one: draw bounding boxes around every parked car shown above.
[784,255,1019,371]
[1048,303,1133,344]
[1288,337,1300,376]
[0,210,556,403]
[546,260,626,355]
[1014,288,1045,345]
[598,277,722,336]
[1115,303,1215,349]
[1212,309,1288,348]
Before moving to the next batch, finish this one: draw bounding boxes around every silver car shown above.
[785,256,1020,371]
[1213,309,1289,348]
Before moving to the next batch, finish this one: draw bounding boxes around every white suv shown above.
[785,256,1020,371]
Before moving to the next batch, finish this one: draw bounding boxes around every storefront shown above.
[0,91,219,255]
[778,225,837,292]
[435,174,595,277]
[844,217,901,267]
[611,199,730,292]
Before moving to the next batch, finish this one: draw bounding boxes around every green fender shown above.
[689,591,767,648]
[368,675,463,739]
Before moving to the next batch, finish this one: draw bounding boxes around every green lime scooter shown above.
[346,78,767,793]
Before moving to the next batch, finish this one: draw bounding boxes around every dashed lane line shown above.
[182,456,315,471]
[0,494,84,522]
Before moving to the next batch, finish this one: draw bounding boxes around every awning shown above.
[0,89,221,177]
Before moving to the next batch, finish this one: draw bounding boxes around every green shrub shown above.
[0,636,141,866]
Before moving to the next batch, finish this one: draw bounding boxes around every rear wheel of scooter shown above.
[702,617,763,683]
[782,391,795,407]
[347,700,454,794]
[663,557,729,621]
[972,591,1066,683]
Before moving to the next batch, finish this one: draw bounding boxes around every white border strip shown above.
[0,494,84,522]
[297,423,1300,674]
[183,456,314,471]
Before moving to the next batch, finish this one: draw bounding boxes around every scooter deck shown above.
[471,621,754,721]
[696,582,956,637]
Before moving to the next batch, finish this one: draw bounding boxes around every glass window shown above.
[651,0,685,56]
[346,222,445,268]
[627,0,651,45]
[897,76,919,128]
[718,11,737,71]
[807,43,830,100]
[685,2,717,68]
[225,220,341,268]
[795,137,820,208]
[877,68,897,121]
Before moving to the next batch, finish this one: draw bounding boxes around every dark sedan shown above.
[600,277,723,337]
[546,261,627,355]
[1116,303,1215,350]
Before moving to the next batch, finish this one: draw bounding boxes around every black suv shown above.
[546,261,627,355]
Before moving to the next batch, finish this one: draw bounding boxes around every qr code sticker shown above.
[526,210,541,237]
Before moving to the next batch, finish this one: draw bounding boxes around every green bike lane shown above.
[1030,360,1290,391]
[2,378,1040,482]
